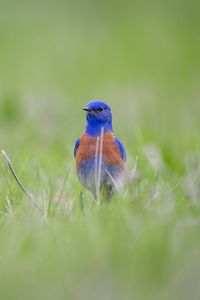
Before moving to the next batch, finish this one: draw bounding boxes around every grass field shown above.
[0,1,200,299]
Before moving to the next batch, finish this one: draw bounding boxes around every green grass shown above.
[0,0,200,299]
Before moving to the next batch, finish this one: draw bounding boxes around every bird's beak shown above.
[83,106,92,112]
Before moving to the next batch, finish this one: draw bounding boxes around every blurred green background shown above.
[0,0,200,299]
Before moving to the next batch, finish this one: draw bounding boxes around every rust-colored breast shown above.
[75,132,124,169]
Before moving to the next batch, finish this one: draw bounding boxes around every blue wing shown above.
[115,137,126,162]
[74,138,80,157]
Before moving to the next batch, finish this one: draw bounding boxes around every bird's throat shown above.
[85,121,113,136]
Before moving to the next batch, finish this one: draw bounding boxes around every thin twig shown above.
[95,137,100,199]
[105,169,119,191]
[98,127,104,194]
[1,150,42,211]
[79,191,84,215]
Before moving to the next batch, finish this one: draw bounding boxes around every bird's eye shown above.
[98,107,104,112]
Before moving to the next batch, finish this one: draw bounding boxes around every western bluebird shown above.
[74,100,126,198]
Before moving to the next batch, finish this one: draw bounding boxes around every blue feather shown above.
[74,138,80,157]
[115,137,126,161]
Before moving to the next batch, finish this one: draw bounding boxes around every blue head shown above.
[83,100,113,136]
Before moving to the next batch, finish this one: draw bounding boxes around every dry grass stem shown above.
[1,150,42,211]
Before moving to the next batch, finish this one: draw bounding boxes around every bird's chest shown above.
[76,132,123,168]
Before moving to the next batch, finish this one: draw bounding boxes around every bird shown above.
[74,100,126,199]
